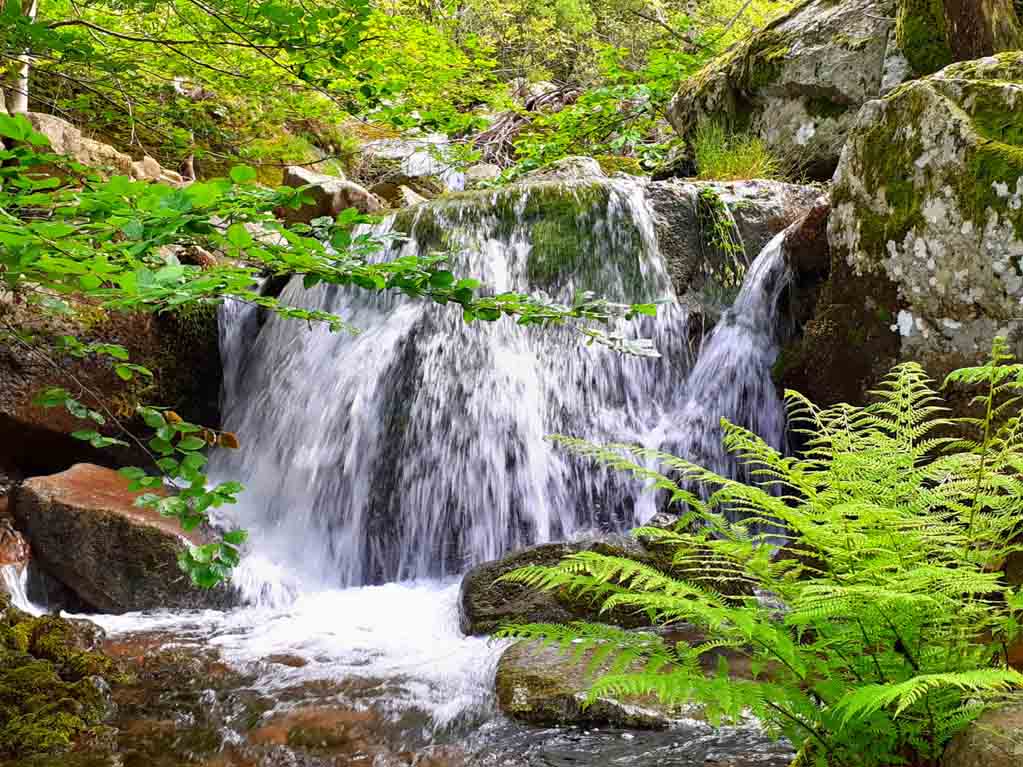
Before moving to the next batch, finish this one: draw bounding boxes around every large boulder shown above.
[495,639,688,729]
[646,179,822,302]
[819,53,1023,386]
[942,703,1023,767]
[282,166,383,222]
[12,463,233,613]
[667,0,1022,180]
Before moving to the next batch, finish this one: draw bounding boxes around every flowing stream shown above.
[87,178,794,765]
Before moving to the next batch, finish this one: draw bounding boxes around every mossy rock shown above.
[0,607,116,760]
[495,639,686,729]
[667,0,1022,181]
[827,52,1023,378]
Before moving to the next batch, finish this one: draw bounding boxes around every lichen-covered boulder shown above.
[827,53,1023,375]
[12,463,233,613]
[667,0,1022,180]
[282,165,383,222]
[941,703,1023,767]
[495,639,688,729]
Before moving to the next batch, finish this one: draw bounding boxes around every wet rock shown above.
[0,606,116,760]
[459,543,594,636]
[645,179,821,301]
[941,703,1023,767]
[12,463,233,613]
[495,639,686,729]
[667,0,1022,180]
[0,518,28,568]
[282,165,383,221]
[826,53,1023,381]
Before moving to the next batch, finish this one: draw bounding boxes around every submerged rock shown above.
[282,165,383,221]
[495,639,686,729]
[825,53,1023,381]
[667,0,1022,180]
[942,703,1023,767]
[12,463,233,613]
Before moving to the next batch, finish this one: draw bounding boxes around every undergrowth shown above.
[501,338,1023,767]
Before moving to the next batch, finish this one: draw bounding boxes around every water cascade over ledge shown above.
[85,178,798,765]
[213,179,701,593]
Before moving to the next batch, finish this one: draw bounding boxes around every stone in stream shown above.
[495,638,690,729]
[12,463,234,613]
[666,0,1022,180]
[941,703,1023,767]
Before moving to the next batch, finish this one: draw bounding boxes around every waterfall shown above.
[212,178,794,595]
[2,564,43,615]
[669,232,791,501]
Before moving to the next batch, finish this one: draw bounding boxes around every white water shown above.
[2,564,44,615]
[91,180,794,749]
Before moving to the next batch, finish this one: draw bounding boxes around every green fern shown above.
[501,339,1023,767]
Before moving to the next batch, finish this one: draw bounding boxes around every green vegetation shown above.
[502,338,1023,767]
[693,121,780,180]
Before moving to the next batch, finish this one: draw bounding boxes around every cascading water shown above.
[212,179,696,592]
[89,177,797,765]
[1,564,43,615]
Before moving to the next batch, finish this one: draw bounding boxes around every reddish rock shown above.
[12,463,233,613]
[0,517,29,568]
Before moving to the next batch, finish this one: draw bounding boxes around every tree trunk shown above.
[6,0,38,113]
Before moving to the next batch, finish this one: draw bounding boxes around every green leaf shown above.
[226,223,254,248]
[429,270,455,289]
[229,165,258,184]
[177,436,206,451]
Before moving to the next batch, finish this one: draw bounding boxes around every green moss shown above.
[594,155,645,176]
[805,96,848,120]
[896,0,953,75]
[0,610,115,759]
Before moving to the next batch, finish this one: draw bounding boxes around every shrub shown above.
[502,339,1023,767]
[692,121,781,181]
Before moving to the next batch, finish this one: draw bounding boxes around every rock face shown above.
[942,703,1023,767]
[25,112,183,184]
[0,295,221,477]
[495,639,685,729]
[282,165,383,221]
[667,0,1022,180]
[646,179,822,301]
[824,53,1023,380]
[12,463,232,613]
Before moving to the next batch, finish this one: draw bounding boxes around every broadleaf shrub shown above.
[501,339,1023,767]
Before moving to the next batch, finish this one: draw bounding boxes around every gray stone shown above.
[282,166,383,222]
[942,704,1023,767]
[464,163,502,187]
[521,156,606,183]
[666,0,1022,180]
[495,639,689,729]
[645,179,821,301]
